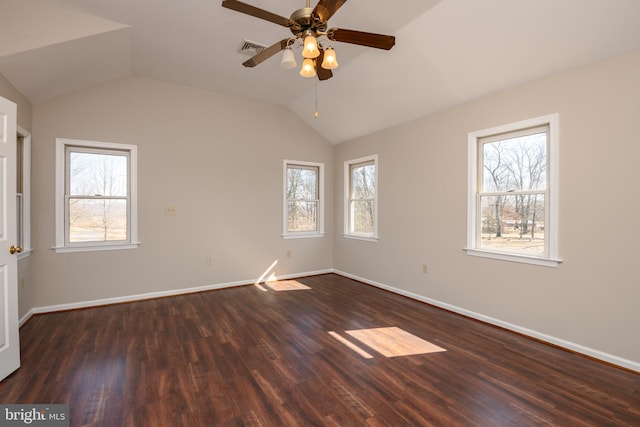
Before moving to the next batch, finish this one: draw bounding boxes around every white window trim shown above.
[282,160,325,239]
[343,154,379,241]
[465,114,561,267]
[17,126,31,260]
[54,138,140,253]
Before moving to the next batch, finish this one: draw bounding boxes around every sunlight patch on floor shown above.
[328,331,374,359]
[265,280,311,291]
[346,327,446,357]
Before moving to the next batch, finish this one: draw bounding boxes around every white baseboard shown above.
[334,270,640,373]
[19,309,34,327]
[30,269,334,315]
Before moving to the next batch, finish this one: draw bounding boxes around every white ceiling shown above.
[2,0,640,144]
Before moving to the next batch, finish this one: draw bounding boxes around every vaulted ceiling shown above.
[2,0,640,144]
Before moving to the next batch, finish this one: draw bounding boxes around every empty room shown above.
[1,0,639,425]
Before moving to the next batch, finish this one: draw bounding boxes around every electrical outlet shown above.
[286,250,291,258]
[206,257,213,266]
[422,264,428,274]
[165,206,177,216]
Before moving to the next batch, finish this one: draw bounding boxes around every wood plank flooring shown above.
[1,273,639,426]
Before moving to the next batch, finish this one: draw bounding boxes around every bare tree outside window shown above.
[480,129,547,254]
[68,150,128,242]
[349,160,376,235]
[287,165,319,232]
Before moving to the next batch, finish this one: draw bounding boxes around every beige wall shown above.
[0,72,34,321]
[334,50,640,365]
[30,76,334,308]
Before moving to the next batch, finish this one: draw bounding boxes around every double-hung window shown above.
[55,138,139,252]
[466,114,560,266]
[283,160,324,238]
[344,155,378,240]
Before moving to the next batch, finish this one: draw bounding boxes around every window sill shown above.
[282,232,325,239]
[464,247,562,267]
[17,248,33,261]
[343,234,379,243]
[52,242,141,254]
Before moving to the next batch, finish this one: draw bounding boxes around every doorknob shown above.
[9,245,22,254]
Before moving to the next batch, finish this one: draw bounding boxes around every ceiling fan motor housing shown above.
[290,8,326,36]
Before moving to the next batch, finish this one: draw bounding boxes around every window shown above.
[55,138,139,252]
[283,160,324,238]
[344,155,378,240]
[466,114,560,266]
[16,126,31,259]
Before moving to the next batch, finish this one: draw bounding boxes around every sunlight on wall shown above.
[254,260,279,291]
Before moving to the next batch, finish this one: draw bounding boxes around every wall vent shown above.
[239,39,267,56]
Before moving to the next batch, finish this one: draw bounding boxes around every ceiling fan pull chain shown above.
[314,80,319,118]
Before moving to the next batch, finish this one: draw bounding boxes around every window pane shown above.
[480,194,545,254]
[482,132,546,192]
[16,194,23,248]
[350,200,374,234]
[287,200,318,232]
[69,198,127,242]
[287,166,318,200]
[17,136,23,193]
[351,162,375,199]
[69,151,128,196]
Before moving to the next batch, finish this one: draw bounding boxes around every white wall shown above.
[30,76,334,308]
[333,50,640,367]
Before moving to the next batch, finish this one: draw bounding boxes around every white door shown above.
[0,95,20,381]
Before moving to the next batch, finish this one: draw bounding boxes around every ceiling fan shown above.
[221,0,396,80]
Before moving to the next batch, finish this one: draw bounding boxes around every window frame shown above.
[16,126,31,260]
[466,114,560,267]
[54,138,139,253]
[344,154,379,241]
[282,160,325,239]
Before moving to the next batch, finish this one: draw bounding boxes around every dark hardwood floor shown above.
[1,273,638,426]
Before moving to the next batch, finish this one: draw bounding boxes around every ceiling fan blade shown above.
[328,28,396,50]
[311,0,347,22]
[242,39,290,67]
[316,49,333,81]
[222,0,294,28]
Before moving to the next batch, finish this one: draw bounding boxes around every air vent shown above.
[239,39,267,56]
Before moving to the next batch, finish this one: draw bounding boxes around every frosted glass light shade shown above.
[302,35,320,58]
[300,58,316,78]
[280,48,297,69]
[321,47,338,69]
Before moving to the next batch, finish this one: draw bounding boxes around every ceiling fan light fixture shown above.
[300,58,316,78]
[321,47,338,69]
[280,47,297,69]
[302,34,320,58]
